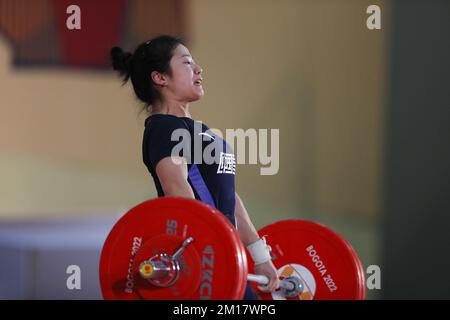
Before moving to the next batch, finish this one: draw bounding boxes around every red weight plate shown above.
[247,220,366,300]
[99,197,248,300]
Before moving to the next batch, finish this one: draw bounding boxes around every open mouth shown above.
[194,79,203,86]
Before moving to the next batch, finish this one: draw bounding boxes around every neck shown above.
[152,100,191,118]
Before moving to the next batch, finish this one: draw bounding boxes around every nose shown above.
[194,63,202,75]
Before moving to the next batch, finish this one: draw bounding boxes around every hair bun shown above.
[110,46,132,81]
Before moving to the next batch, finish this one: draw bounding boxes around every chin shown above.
[190,92,204,102]
[189,96,203,103]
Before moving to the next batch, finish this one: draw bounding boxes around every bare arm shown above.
[234,192,260,246]
[234,191,280,291]
[155,156,195,198]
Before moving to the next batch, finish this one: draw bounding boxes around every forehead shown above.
[173,44,192,58]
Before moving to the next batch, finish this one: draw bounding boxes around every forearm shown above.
[234,192,260,246]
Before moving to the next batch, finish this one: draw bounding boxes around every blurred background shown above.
[0,0,449,299]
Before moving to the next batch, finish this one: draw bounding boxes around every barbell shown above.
[99,197,366,300]
[137,236,303,298]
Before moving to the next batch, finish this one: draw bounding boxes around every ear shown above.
[151,71,168,87]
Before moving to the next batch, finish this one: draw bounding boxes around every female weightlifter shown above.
[110,35,279,299]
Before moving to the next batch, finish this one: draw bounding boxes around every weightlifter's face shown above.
[166,44,204,102]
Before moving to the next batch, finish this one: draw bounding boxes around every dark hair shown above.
[110,35,185,113]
